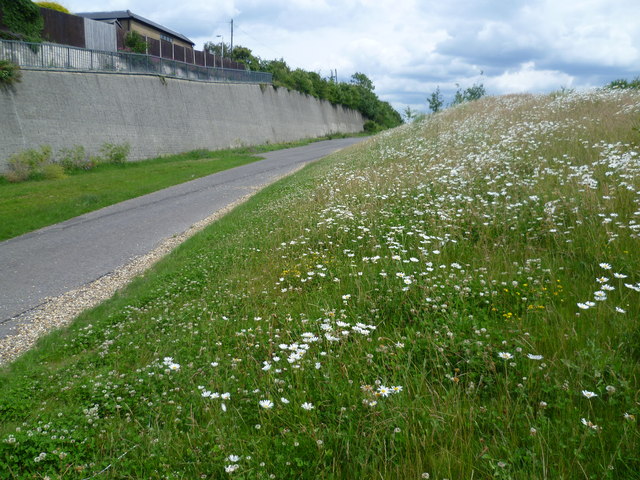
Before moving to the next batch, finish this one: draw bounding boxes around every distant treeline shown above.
[214,44,402,131]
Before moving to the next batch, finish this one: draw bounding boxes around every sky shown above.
[63,0,640,115]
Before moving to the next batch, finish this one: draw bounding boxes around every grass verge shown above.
[0,135,358,241]
[0,90,639,479]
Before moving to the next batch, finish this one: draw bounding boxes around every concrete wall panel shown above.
[0,70,364,170]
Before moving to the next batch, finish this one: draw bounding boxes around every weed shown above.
[98,142,131,165]
[0,60,22,87]
[4,145,52,182]
[41,163,66,180]
[57,145,89,171]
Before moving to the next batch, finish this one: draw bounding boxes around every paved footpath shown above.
[0,137,364,339]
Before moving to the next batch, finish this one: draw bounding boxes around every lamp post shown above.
[217,34,223,68]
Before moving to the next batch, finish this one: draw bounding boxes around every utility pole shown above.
[230,19,234,54]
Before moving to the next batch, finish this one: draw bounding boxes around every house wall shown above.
[0,70,364,171]
[129,21,193,49]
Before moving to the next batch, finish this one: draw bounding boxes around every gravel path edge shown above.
[0,170,300,366]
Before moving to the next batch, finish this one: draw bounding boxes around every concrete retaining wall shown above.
[0,70,364,170]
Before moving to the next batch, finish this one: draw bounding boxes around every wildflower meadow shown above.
[1,89,639,479]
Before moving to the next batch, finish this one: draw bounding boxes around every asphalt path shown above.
[0,137,364,338]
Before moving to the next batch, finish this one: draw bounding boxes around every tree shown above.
[463,82,486,101]
[212,44,403,131]
[403,106,419,122]
[427,86,444,113]
[350,72,374,91]
[307,71,328,100]
[229,46,260,71]
[204,41,231,57]
[451,82,486,106]
[123,31,147,54]
[260,59,291,87]
[290,69,315,96]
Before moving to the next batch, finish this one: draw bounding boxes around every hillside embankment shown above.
[1,90,639,478]
[0,70,364,170]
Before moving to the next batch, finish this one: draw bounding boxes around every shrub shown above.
[35,2,70,14]
[99,142,130,164]
[2,143,131,183]
[0,60,22,86]
[549,86,575,99]
[451,82,487,106]
[427,86,444,113]
[58,145,89,170]
[123,31,148,54]
[0,0,44,42]
[363,120,382,133]
[87,155,102,168]
[4,146,53,182]
[3,158,30,182]
[607,77,640,90]
[412,113,427,123]
[41,163,66,180]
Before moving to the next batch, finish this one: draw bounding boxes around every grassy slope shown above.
[1,91,639,479]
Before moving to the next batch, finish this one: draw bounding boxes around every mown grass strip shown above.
[0,135,356,241]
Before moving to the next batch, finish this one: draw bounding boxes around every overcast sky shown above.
[64,0,640,114]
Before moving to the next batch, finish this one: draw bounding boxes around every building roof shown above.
[76,10,194,46]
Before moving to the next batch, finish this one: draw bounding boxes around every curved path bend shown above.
[0,137,364,340]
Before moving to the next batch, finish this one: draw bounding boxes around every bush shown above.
[4,146,53,182]
[58,145,89,170]
[35,2,70,14]
[41,163,66,180]
[363,120,382,133]
[99,142,130,164]
[0,60,22,86]
[427,86,444,113]
[451,82,487,106]
[123,31,148,54]
[3,158,30,182]
[607,77,640,90]
[0,0,44,42]
[2,142,132,183]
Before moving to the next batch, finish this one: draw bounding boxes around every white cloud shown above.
[488,62,574,94]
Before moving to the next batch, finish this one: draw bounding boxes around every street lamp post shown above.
[217,34,223,68]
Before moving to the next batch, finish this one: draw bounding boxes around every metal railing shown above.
[0,40,272,84]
